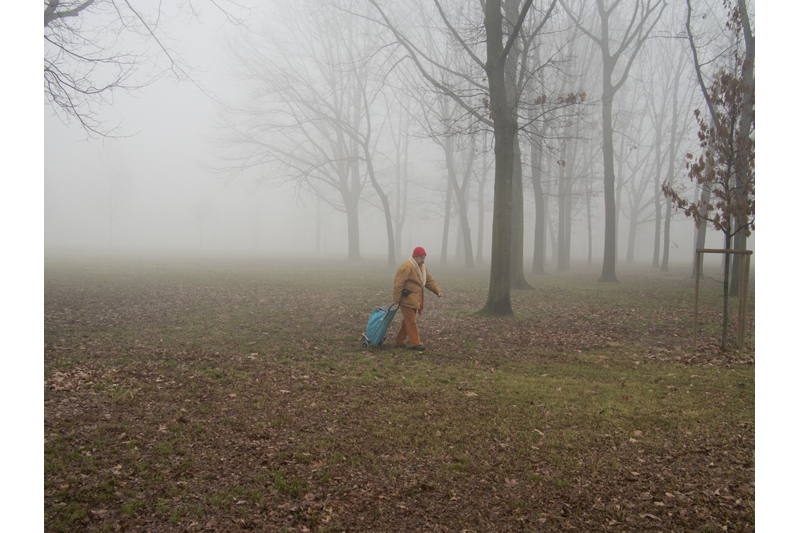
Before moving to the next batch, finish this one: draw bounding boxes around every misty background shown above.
[41,0,753,267]
[4,1,794,526]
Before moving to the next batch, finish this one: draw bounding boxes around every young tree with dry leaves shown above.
[663,54,754,349]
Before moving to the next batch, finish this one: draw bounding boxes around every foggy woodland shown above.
[38,2,769,530]
[44,1,755,285]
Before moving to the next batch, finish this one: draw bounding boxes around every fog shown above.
[26,1,800,526]
[42,0,751,269]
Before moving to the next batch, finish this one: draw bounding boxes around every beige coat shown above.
[393,259,442,310]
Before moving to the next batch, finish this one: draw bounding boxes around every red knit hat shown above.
[412,246,427,257]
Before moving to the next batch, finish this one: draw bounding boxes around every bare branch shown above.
[44,0,96,27]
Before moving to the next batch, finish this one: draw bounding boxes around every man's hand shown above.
[437,292,443,297]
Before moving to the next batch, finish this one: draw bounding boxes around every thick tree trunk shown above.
[730,1,754,296]
[479,0,515,317]
[505,0,531,290]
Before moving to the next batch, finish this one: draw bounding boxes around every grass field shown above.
[44,255,755,532]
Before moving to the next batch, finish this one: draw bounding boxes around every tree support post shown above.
[737,252,752,348]
[694,249,701,351]
[693,249,753,352]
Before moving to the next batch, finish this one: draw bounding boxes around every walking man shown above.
[393,247,443,351]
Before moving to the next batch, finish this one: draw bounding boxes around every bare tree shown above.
[44,0,243,136]
[368,0,557,316]
[560,0,666,282]
[415,92,477,268]
[386,94,413,263]
[217,1,400,262]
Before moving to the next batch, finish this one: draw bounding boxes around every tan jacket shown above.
[393,259,442,310]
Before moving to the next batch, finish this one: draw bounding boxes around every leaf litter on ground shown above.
[44,256,754,532]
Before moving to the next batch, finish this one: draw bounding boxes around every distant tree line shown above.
[45,0,755,318]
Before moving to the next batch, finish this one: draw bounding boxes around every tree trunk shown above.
[457,156,475,269]
[315,196,322,254]
[557,137,576,271]
[730,0,754,296]
[364,152,396,268]
[505,0,531,290]
[585,168,594,267]
[652,162,662,267]
[345,195,361,261]
[626,210,638,264]
[721,230,733,350]
[478,0,516,317]
[730,231,745,296]
[441,174,453,264]
[511,132,531,286]
[599,80,619,282]
[661,59,682,272]
[661,197,672,272]
[476,138,490,265]
[565,174,573,270]
[393,125,410,262]
[441,114,475,269]
[545,158,557,263]
[557,157,567,271]
[530,134,546,275]
[692,187,710,277]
